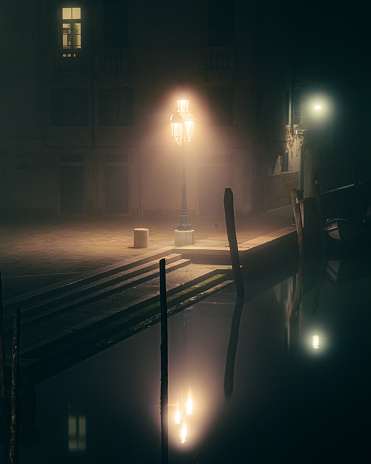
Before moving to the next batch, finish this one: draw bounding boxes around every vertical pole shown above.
[224,188,244,298]
[9,307,20,464]
[0,272,6,401]
[159,259,168,464]
[313,174,327,252]
[177,142,191,230]
[291,189,304,261]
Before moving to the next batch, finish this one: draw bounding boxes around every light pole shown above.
[170,100,195,246]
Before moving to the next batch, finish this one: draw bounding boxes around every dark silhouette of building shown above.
[1,0,360,218]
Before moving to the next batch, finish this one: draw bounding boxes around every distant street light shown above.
[170,100,195,246]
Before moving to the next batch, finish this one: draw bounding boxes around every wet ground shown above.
[9,253,371,463]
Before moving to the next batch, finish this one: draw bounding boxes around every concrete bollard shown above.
[134,228,149,248]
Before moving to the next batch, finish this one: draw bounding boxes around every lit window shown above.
[61,7,82,56]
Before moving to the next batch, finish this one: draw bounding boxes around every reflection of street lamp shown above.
[170,100,195,246]
[171,389,195,445]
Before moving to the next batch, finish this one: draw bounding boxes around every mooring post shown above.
[313,173,327,252]
[290,189,304,261]
[159,259,168,464]
[0,272,6,401]
[9,307,20,464]
[224,188,244,298]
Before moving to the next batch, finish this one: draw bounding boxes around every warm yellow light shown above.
[72,7,81,19]
[174,409,181,425]
[180,423,188,444]
[63,8,72,19]
[186,396,193,415]
[314,104,322,111]
[63,7,81,20]
[177,100,189,113]
[184,118,195,140]
[312,335,320,349]
[170,101,195,146]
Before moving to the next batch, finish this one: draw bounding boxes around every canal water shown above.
[17,255,371,463]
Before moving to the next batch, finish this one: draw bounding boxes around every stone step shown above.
[3,255,190,331]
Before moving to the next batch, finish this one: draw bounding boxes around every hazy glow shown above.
[304,330,328,354]
[170,100,195,147]
[180,423,188,444]
[305,94,332,121]
[170,389,196,445]
[186,395,194,415]
[184,119,195,140]
[174,408,181,425]
[312,334,320,349]
[177,100,189,113]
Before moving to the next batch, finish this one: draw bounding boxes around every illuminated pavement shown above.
[0,205,295,299]
[0,204,297,380]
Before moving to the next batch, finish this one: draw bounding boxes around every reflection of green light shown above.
[312,334,320,349]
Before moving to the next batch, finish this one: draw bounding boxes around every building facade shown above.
[0,0,301,218]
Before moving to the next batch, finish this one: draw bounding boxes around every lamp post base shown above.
[174,229,194,246]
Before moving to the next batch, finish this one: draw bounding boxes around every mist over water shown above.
[17,256,371,463]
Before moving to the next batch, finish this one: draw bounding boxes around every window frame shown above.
[59,6,82,56]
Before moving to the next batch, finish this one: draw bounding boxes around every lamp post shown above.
[170,100,195,246]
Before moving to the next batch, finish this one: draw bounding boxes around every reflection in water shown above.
[312,334,320,350]
[170,389,194,444]
[224,295,244,398]
[19,254,371,463]
[68,413,86,453]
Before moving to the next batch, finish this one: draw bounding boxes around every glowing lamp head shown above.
[170,100,195,147]
[170,111,184,146]
[177,99,189,113]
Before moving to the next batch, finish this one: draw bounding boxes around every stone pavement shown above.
[0,205,298,381]
[0,205,295,300]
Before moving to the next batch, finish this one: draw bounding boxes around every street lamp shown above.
[170,99,195,246]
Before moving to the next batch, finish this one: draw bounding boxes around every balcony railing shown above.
[50,48,132,74]
[94,48,132,74]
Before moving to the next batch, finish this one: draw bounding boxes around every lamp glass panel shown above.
[177,100,189,113]
[171,122,183,139]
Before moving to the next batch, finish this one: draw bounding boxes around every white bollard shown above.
[134,228,149,248]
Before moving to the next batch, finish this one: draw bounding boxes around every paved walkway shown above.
[0,205,294,300]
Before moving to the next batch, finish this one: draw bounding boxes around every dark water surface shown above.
[18,256,371,463]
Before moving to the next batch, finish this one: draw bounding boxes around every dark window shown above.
[208,0,234,46]
[208,87,234,126]
[51,88,89,126]
[103,0,129,47]
[99,88,133,126]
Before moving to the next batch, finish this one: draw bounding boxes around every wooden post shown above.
[0,272,6,401]
[159,259,168,464]
[290,189,304,260]
[313,173,327,251]
[224,188,244,298]
[9,307,20,464]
